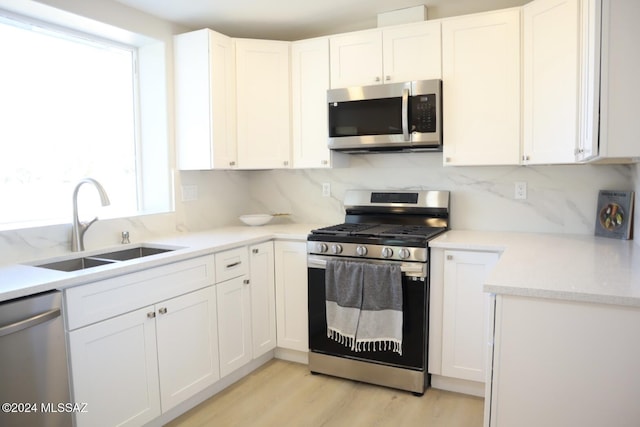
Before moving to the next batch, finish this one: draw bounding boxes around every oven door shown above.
[307,255,428,370]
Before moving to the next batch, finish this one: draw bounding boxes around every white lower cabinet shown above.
[274,241,308,352]
[442,250,499,383]
[156,287,220,411]
[68,306,161,427]
[68,286,219,427]
[486,295,640,427]
[249,241,277,358]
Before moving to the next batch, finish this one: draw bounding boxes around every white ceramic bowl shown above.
[239,214,273,226]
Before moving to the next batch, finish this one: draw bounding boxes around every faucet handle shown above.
[121,231,131,244]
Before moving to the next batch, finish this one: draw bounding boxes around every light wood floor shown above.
[166,359,484,427]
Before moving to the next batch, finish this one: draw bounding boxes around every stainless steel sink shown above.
[92,246,174,261]
[36,257,116,272]
[32,245,179,272]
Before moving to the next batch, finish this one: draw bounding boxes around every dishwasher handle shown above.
[0,308,61,338]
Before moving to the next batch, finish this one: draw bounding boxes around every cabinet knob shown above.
[283,160,289,166]
[147,311,156,319]
[385,75,391,81]
[252,248,259,254]
[445,157,451,163]
[158,307,168,315]
[243,279,250,285]
[522,155,530,161]
[229,161,236,166]
[321,160,328,165]
[447,255,453,261]
[375,76,381,82]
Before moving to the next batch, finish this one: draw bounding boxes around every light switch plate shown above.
[181,185,198,202]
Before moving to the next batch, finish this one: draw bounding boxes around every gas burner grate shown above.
[377,225,446,239]
[311,223,378,236]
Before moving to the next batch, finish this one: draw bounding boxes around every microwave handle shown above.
[402,88,410,141]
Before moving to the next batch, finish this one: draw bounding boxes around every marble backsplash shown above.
[246,153,637,235]
[0,153,637,266]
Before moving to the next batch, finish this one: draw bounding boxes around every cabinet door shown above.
[235,39,291,169]
[174,29,237,170]
[249,241,277,357]
[330,30,382,88]
[156,287,220,411]
[382,21,442,82]
[442,250,499,383]
[291,37,331,168]
[522,0,580,164]
[442,9,521,166]
[216,275,252,377]
[274,241,308,352]
[68,307,161,427]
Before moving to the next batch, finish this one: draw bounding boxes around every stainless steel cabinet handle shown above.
[147,311,156,319]
[229,161,236,166]
[447,255,453,260]
[158,307,168,315]
[375,76,381,82]
[252,248,259,254]
[283,160,289,166]
[243,279,250,285]
[385,75,391,81]
[226,261,241,269]
[321,160,328,165]
[0,308,60,338]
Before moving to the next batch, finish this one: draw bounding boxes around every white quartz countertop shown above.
[0,223,321,303]
[431,230,640,307]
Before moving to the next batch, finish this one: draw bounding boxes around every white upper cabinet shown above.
[441,9,521,166]
[174,29,237,170]
[330,29,382,88]
[330,21,441,88]
[235,39,291,169]
[593,0,640,161]
[522,0,581,164]
[382,21,442,83]
[291,37,346,168]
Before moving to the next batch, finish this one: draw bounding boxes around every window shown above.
[0,14,157,228]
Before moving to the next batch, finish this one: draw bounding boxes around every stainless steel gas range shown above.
[306,189,450,395]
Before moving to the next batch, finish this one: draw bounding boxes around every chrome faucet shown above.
[71,178,111,252]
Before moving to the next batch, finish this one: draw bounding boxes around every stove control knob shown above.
[316,243,328,253]
[381,247,394,258]
[331,244,343,255]
[356,245,368,256]
[398,248,411,260]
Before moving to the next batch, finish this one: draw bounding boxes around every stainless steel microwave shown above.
[327,79,442,152]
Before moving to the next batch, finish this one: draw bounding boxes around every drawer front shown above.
[215,247,249,282]
[65,255,216,330]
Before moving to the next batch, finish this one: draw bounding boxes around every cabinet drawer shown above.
[65,255,216,330]
[215,247,249,282]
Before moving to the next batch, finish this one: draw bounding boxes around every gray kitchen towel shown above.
[325,259,403,355]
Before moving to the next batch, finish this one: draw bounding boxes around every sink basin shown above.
[37,257,116,272]
[92,246,175,261]
[32,245,179,272]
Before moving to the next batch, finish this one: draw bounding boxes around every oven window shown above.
[329,98,402,137]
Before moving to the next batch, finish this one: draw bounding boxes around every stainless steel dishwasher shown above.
[0,290,72,427]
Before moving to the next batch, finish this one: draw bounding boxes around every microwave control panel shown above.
[411,94,437,133]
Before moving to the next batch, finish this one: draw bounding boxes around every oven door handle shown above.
[307,255,426,278]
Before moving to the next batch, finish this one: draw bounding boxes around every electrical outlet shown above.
[515,182,527,200]
[181,185,198,202]
[322,183,331,197]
